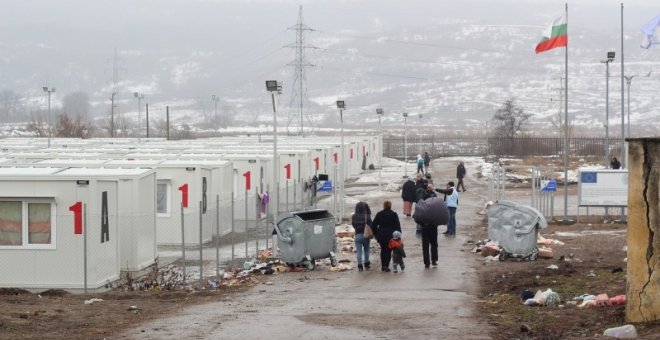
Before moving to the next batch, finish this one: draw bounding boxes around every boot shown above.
[358,264,364,272]
[364,262,371,270]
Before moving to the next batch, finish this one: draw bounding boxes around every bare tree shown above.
[492,98,532,138]
[550,109,574,139]
[54,112,94,138]
[26,116,49,137]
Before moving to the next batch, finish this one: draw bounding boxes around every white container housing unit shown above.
[0,166,156,290]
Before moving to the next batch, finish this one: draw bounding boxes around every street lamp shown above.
[133,92,144,143]
[376,108,384,191]
[418,113,423,124]
[403,112,409,178]
[42,86,55,148]
[266,80,281,219]
[337,100,346,218]
[600,51,615,165]
[211,94,220,129]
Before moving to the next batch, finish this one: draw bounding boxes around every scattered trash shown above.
[611,267,623,273]
[587,270,597,277]
[523,289,560,307]
[264,281,274,285]
[538,247,554,259]
[609,295,626,305]
[546,265,559,270]
[520,289,534,301]
[328,263,352,272]
[127,305,142,314]
[84,298,104,305]
[243,260,254,270]
[207,279,219,289]
[603,324,637,338]
[335,224,355,238]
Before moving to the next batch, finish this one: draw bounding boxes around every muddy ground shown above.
[1,157,659,339]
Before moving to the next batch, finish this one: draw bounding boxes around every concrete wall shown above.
[626,138,660,322]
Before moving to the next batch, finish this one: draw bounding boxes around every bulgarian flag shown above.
[535,15,568,54]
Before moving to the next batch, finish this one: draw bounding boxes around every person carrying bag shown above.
[352,201,373,271]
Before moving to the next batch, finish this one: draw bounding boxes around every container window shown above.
[157,181,170,216]
[0,199,55,249]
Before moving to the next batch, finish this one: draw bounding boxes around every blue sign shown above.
[581,172,597,184]
[318,180,333,192]
[541,180,557,192]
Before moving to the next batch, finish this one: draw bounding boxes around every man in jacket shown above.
[372,200,401,272]
[456,161,467,192]
[436,181,459,236]
[413,195,448,268]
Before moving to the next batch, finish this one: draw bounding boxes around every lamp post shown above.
[337,100,346,219]
[211,94,219,129]
[600,51,615,165]
[133,92,144,143]
[403,112,408,178]
[624,75,634,139]
[266,81,281,220]
[376,108,384,191]
[42,86,55,148]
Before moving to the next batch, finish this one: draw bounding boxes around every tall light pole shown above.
[403,112,408,178]
[211,94,219,130]
[337,100,346,219]
[624,75,634,168]
[600,51,615,166]
[266,81,281,220]
[133,92,144,143]
[376,108,384,191]
[42,86,55,148]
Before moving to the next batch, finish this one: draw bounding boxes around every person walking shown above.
[372,200,401,272]
[456,160,467,192]
[610,157,621,170]
[401,177,416,217]
[351,201,373,271]
[388,231,406,273]
[436,181,459,236]
[416,154,425,174]
[423,152,431,175]
[413,196,448,268]
[414,177,431,234]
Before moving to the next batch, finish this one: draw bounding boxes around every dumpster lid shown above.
[276,209,334,224]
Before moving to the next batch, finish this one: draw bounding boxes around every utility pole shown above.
[110,92,116,137]
[145,103,149,138]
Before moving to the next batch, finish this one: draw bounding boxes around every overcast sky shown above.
[1,0,658,122]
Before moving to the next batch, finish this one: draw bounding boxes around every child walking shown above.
[388,231,406,273]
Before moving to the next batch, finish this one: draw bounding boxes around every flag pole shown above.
[563,2,569,223]
[620,3,625,168]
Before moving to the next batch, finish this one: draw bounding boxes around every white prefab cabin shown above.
[0,167,156,290]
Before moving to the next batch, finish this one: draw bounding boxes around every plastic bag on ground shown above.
[602,324,637,338]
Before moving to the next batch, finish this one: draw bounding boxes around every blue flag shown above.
[641,15,660,49]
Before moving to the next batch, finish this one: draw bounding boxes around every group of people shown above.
[351,158,467,272]
[351,200,405,272]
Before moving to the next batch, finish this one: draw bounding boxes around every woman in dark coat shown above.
[351,201,373,271]
[401,179,416,217]
[372,200,401,272]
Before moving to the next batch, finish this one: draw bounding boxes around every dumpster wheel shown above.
[306,260,316,270]
[330,257,338,267]
[499,250,508,261]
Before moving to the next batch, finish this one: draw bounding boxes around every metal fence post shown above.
[83,203,88,295]
[199,200,203,289]
[181,202,186,282]
[244,188,248,259]
[215,194,220,280]
[231,191,235,263]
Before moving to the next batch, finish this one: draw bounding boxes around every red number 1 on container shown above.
[243,171,251,190]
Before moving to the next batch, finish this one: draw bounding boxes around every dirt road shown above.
[117,157,491,339]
